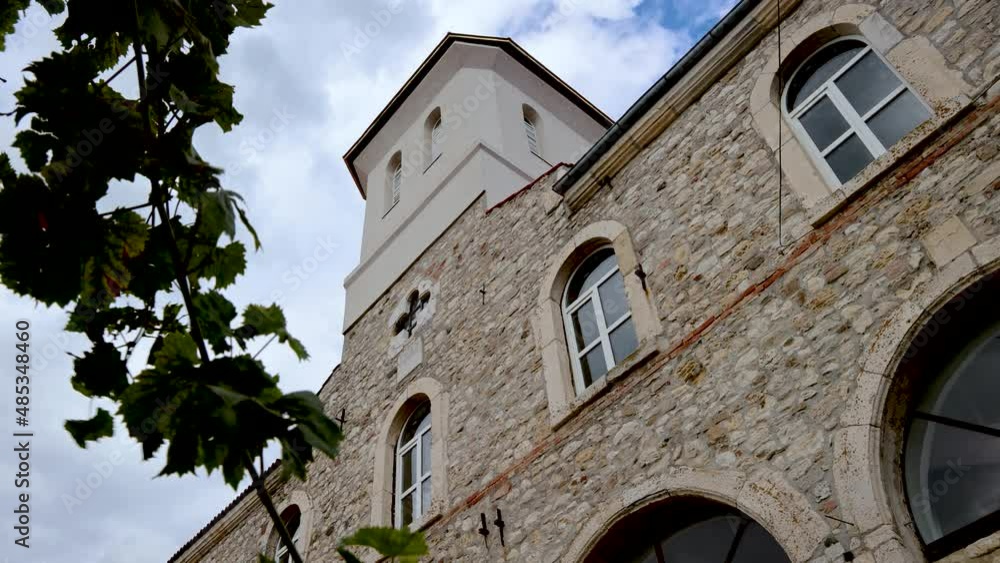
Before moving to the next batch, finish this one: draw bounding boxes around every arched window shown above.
[425,108,443,167]
[273,505,303,563]
[395,401,432,528]
[585,498,790,563]
[901,279,1000,558]
[563,247,637,393]
[784,37,931,186]
[523,104,541,157]
[386,151,403,211]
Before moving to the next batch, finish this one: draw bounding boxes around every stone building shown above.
[170,0,1000,561]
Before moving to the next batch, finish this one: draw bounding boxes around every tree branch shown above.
[129,5,303,563]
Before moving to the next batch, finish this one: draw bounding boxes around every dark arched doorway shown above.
[585,497,791,563]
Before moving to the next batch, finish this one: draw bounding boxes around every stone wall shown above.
[173,0,1000,561]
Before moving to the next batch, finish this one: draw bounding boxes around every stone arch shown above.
[371,377,449,527]
[562,467,830,563]
[533,220,660,423]
[748,3,972,216]
[834,236,1000,559]
[260,489,314,561]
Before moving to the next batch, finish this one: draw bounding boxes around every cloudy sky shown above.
[0,1,733,561]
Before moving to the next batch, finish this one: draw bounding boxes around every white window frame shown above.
[783,36,931,188]
[390,161,402,207]
[394,408,431,528]
[524,115,540,156]
[430,117,443,162]
[562,247,633,395]
[274,515,302,563]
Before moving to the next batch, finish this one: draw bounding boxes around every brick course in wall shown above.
[172,0,1000,561]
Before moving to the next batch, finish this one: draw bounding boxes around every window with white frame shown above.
[386,151,402,211]
[523,104,541,157]
[784,37,931,186]
[273,506,302,563]
[395,401,431,528]
[562,247,638,393]
[430,117,443,161]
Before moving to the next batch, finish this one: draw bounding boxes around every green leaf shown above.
[337,548,364,563]
[238,304,309,360]
[65,408,114,447]
[193,290,237,353]
[152,332,200,370]
[201,242,246,289]
[341,527,428,562]
[275,391,342,460]
[81,211,150,309]
[72,340,129,398]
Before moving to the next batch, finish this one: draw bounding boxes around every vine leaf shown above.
[340,527,429,563]
[238,303,308,360]
[65,408,114,447]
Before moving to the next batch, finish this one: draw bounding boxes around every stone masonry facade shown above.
[173,0,1000,561]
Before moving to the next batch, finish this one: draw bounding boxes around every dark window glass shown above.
[610,318,638,364]
[905,320,1000,545]
[572,300,601,348]
[599,271,630,324]
[566,248,617,304]
[867,90,930,148]
[584,499,791,563]
[799,96,850,151]
[826,134,873,183]
[835,51,901,116]
[401,492,414,527]
[786,40,865,110]
[581,345,608,387]
[400,402,430,445]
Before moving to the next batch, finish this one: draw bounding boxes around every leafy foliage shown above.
[1,3,425,561]
[340,527,429,563]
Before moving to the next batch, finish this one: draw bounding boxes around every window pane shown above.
[799,96,850,151]
[661,515,741,562]
[825,134,873,183]
[400,402,430,444]
[566,248,617,304]
[421,479,432,514]
[787,40,866,110]
[610,318,638,365]
[420,433,432,475]
[835,51,901,116]
[867,90,931,149]
[401,492,414,527]
[571,300,601,349]
[905,419,1000,542]
[730,522,792,563]
[581,345,608,388]
[918,324,1000,430]
[401,448,415,490]
[598,271,630,324]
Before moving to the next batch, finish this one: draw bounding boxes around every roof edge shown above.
[342,32,614,199]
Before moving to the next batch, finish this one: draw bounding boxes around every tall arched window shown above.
[784,37,931,186]
[563,247,637,393]
[386,151,402,211]
[585,498,790,563]
[522,104,541,157]
[900,276,1000,558]
[425,108,443,167]
[273,505,303,563]
[395,401,432,527]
